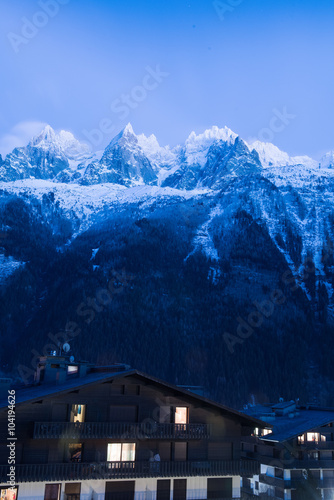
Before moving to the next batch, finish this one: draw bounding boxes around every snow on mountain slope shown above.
[29,125,90,160]
[2,122,334,297]
[184,125,237,167]
[250,140,318,169]
[162,131,261,190]
[0,125,95,183]
[0,179,211,234]
[0,254,24,283]
[79,123,159,187]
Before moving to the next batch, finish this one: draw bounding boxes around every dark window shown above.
[65,483,81,500]
[157,479,171,500]
[125,384,140,395]
[275,486,284,499]
[105,480,135,500]
[44,484,61,500]
[207,478,232,499]
[174,442,187,461]
[275,467,283,478]
[173,479,187,500]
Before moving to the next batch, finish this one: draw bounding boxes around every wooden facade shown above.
[0,357,262,499]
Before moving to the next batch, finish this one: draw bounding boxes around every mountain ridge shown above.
[1,122,334,406]
[0,123,332,187]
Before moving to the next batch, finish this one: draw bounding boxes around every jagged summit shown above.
[250,140,317,169]
[0,125,94,182]
[0,122,332,187]
[186,125,237,146]
[29,125,91,158]
[123,122,135,135]
[29,124,56,146]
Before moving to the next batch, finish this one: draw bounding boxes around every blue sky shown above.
[0,0,333,158]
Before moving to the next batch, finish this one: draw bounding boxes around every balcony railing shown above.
[242,451,334,469]
[259,474,334,490]
[0,459,259,483]
[33,422,210,440]
[296,440,334,450]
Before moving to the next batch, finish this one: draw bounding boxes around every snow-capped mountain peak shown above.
[105,122,138,151]
[250,140,317,169]
[123,122,135,136]
[29,124,57,148]
[28,125,91,159]
[0,125,94,183]
[186,125,237,148]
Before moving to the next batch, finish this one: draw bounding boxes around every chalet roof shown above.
[0,367,266,427]
[243,405,334,443]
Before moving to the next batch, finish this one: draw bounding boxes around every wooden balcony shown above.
[296,440,334,450]
[0,459,259,483]
[33,422,210,440]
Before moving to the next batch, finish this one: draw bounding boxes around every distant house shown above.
[241,401,334,500]
[0,354,262,500]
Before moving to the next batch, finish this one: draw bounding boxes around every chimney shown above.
[34,353,92,385]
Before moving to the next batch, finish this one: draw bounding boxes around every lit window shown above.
[175,407,188,424]
[67,365,78,375]
[307,432,320,443]
[107,443,136,462]
[262,429,272,436]
[298,434,305,444]
[70,404,86,423]
[0,488,18,500]
[67,443,83,463]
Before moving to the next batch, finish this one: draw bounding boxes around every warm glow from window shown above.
[107,443,136,462]
[68,443,83,463]
[122,443,136,461]
[108,443,122,461]
[307,432,320,443]
[175,407,188,424]
[262,429,272,436]
[0,488,18,500]
[70,404,86,423]
[298,434,305,444]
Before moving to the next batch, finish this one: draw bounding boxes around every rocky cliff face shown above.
[0,123,333,406]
